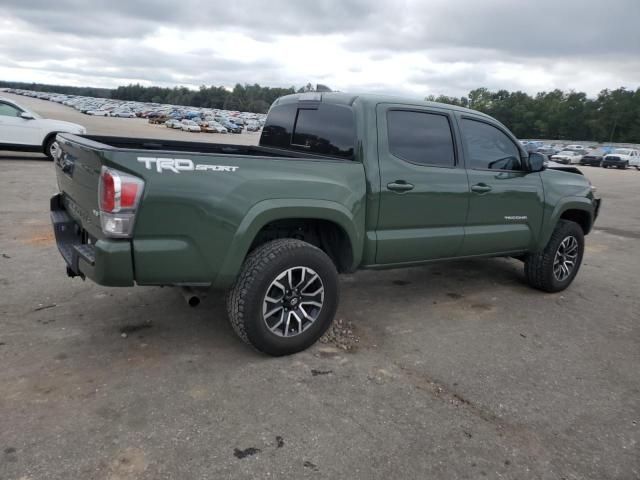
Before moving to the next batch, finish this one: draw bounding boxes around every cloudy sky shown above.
[2,0,639,98]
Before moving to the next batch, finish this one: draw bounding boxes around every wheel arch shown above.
[559,209,592,234]
[540,197,594,248]
[213,199,363,288]
[41,131,61,153]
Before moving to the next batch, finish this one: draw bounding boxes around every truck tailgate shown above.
[54,134,105,239]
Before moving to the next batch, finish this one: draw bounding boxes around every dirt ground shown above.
[0,94,639,480]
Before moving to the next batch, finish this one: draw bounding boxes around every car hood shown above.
[42,118,86,133]
[546,161,583,175]
[541,166,592,203]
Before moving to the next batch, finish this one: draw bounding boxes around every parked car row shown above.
[552,147,640,169]
[4,88,267,135]
[520,140,640,170]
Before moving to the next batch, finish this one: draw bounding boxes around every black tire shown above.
[44,136,59,161]
[524,220,584,293]
[227,239,339,356]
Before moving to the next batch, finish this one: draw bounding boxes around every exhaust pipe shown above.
[180,287,201,307]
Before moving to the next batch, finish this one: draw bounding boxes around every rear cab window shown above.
[260,101,355,159]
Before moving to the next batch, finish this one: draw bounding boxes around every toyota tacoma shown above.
[50,92,601,355]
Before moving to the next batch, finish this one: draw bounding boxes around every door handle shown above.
[471,183,492,194]
[387,181,414,192]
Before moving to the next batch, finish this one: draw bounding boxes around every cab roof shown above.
[273,91,494,120]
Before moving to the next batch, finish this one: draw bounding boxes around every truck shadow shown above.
[65,257,530,362]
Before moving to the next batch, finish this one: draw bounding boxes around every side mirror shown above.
[528,152,545,172]
[20,112,35,120]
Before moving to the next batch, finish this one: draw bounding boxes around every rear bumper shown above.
[602,159,627,167]
[50,194,134,286]
[580,158,602,165]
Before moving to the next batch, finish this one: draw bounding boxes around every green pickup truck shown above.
[51,92,600,355]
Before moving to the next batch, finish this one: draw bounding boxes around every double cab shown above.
[51,93,600,355]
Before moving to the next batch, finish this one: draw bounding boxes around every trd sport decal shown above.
[137,157,239,173]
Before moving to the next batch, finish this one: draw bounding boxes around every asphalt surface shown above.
[1,95,639,480]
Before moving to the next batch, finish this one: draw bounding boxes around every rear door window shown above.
[387,110,455,167]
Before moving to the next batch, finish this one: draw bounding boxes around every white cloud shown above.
[1,1,639,97]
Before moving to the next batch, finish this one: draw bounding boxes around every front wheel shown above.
[227,239,338,356]
[524,220,584,293]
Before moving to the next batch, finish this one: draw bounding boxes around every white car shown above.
[0,97,86,160]
[551,150,583,165]
[111,110,136,118]
[181,120,201,132]
[602,148,640,170]
[565,144,588,152]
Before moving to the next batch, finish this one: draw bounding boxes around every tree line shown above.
[0,80,111,99]
[426,87,640,143]
[2,79,639,142]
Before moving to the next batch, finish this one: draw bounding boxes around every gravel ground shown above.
[0,95,639,480]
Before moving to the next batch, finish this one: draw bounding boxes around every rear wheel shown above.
[524,220,584,293]
[44,136,60,161]
[227,239,338,356]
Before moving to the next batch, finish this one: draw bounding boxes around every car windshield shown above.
[613,149,631,155]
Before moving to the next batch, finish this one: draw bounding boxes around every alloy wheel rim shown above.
[262,266,324,337]
[553,236,579,282]
[49,141,60,159]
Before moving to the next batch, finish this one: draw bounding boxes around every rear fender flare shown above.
[214,199,363,288]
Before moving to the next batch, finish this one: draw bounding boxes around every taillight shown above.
[98,167,144,238]
[100,169,116,212]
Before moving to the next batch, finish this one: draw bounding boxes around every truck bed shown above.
[64,134,337,160]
